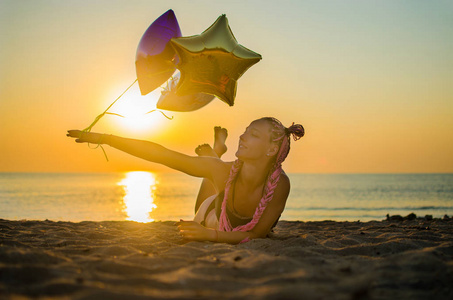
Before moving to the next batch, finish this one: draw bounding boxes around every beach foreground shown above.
[1,218,452,299]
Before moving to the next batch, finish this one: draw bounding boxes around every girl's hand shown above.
[66,130,107,144]
[177,220,217,242]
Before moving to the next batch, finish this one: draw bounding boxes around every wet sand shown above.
[1,217,452,299]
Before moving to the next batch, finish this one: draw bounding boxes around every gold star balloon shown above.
[170,15,262,106]
[157,72,215,112]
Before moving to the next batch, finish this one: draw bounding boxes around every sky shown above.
[0,0,452,174]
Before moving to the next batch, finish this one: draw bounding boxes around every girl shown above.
[67,117,304,244]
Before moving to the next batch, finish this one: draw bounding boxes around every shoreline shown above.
[1,218,452,299]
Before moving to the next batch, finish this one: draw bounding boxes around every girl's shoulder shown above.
[276,171,290,193]
[279,169,290,182]
[212,160,235,190]
[219,160,235,174]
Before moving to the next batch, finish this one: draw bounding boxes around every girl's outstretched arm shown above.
[66,130,230,182]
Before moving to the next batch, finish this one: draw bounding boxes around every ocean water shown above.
[0,172,452,222]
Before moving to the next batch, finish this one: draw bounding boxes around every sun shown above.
[110,89,168,133]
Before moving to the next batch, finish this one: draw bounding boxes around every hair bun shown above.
[286,123,305,141]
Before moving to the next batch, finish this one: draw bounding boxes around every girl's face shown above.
[235,119,277,161]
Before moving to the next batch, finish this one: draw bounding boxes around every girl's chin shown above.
[235,151,245,160]
[235,151,252,161]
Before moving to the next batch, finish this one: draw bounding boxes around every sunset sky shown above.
[1,0,452,174]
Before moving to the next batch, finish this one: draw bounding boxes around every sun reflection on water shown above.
[118,171,157,223]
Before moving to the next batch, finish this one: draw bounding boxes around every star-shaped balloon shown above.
[170,14,262,106]
[135,9,182,95]
[157,72,214,112]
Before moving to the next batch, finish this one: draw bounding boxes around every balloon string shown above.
[80,78,174,161]
[82,79,138,133]
[146,109,174,120]
[87,134,110,161]
[81,79,138,161]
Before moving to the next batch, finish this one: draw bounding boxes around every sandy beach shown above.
[1,217,452,299]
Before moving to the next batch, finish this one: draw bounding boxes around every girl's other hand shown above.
[177,220,216,242]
